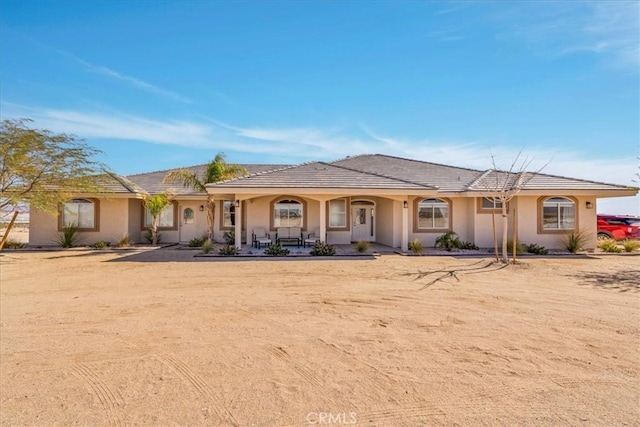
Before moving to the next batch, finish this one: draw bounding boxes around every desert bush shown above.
[218,244,240,256]
[408,239,424,254]
[457,241,479,250]
[561,230,590,253]
[507,240,528,255]
[435,231,460,251]
[189,235,208,247]
[223,230,235,245]
[598,239,623,253]
[143,228,161,244]
[264,244,290,256]
[354,240,370,253]
[92,240,111,249]
[56,224,81,248]
[525,243,549,255]
[310,241,336,256]
[3,239,24,249]
[202,239,214,254]
[621,239,640,252]
[117,233,132,247]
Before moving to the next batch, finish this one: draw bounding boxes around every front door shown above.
[180,205,198,242]
[351,205,375,241]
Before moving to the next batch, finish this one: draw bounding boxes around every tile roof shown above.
[125,164,289,195]
[208,161,433,190]
[467,170,632,192]
[331,154,482,192]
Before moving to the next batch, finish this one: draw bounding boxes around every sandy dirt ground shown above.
[0,248,638,426]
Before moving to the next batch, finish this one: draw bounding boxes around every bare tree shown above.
[479,151,547,264]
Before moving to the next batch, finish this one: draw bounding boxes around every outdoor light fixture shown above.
[403,201,408,208]
[199,205,204,212]
[586,201,593,209]
[235,200,240,208]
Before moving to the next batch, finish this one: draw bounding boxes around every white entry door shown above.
[351,205,375,241]
[180,205,198,242]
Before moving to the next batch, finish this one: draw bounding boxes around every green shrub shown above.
[56,224,81,248]
[621,239,640,252]
[188,235,208,247]
[435,231,460,251]
[506,240,528,255]
[457,241,479,250]
[354,240,370,253]
[264,244,290,256]
[310,241,336,256]
[218,244,240,256]
[525,243,549,255]
[143,228,161,244]
[408,239,424,254]
[223,230,235,245]
[3,239,24,249]
[92,240,111,249]
[117,233,132,247]
[562,230,590,253]
[598,239,623,253]
[202,239,214,254]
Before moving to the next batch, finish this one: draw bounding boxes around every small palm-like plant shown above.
[56,223,81,248]
[164,153,247,242]
[562,229,590,253]
[142,192,173,245]
[202,239,214,254]
[117,233,132,247]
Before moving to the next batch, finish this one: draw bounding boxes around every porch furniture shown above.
[304,229,321,248]
[252,228,272,248]
[276,226,302,247]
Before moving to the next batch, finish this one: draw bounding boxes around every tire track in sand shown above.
[71,363,124,427]
[155,354,238,426]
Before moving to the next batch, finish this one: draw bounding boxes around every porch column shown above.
[234,200,242,250]
[319,199,327,243]
[401,199,409,252]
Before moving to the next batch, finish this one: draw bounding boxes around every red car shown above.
[597,215,640,240]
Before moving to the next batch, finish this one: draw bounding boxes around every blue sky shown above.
[1,0,638,214]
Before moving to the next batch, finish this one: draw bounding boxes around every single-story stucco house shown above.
[29,154,638,250]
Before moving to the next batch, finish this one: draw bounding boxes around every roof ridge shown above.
[370,153,484,173]
[325,162,438,189]
[208,162,315,185]
[468,169,633,190]
[106,171,145,194]
[125,163,211,178]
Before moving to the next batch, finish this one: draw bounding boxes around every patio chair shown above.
[252,227,271,248]
[304,229,321,248]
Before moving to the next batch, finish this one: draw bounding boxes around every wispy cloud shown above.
[494,1,639,70]
[2,102,636,190]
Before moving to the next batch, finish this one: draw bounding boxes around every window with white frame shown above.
[542,197,575,230]
[329,199,347,228]
[274,199,303,227]
[144,203,176,229]
[481,197,505,210]
[62,198,97,230]
[417,198,449,229]
[222,200,236,228]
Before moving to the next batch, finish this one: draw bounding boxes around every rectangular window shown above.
[144,204,175,228]
[417,199,449,229]
[542,197,575,230]
[329,199,347,227]
[481,197,503,209]
[222,200,236,228]
[62,199,95,229]
[274,201,303,227]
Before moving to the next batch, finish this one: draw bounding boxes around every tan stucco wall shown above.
[29,198,131,246]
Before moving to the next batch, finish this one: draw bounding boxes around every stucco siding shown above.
[29,208,58,246]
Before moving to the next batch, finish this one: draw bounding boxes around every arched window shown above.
[541,197,576,230]
[61,198,98,231]
[417,198,450,230]
[272,198,304,228]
